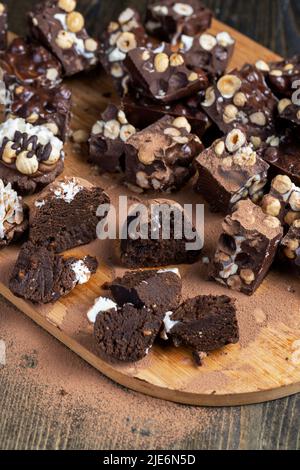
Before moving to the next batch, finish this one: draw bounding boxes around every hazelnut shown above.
[214,141,225,156]
[250,136,262,149]
[293,219,300,229]
[91,121,104,135]
[267,135,280,147]
[249,112,266,126]
[26,112,39,124]
[43,150,61,166]
[169,53,184,67]
[118,7,135,24]
[233,147,257,167]
[227,275,242,290]
[240,269,255,285]
[263,215,281,229]
[108,21,119,33]
[15,86,24,95]
[67,11,84,33]
[217,75,242,99]
[153,5,168,15]
[58,0,76,13]
[289,191,300,212]
[270,69,283,77]
[278,98,292,114]
[116,32,137,53]
[120,124,136,142]
[284,63,294,71]
[136,171,151,188]
[199,33,217,51]
[172,116,191,133]
[188,72,198,82]
[111,63,124,78]
[202,86,216,107]
[172,3,194,16]
[284,247,296,260]
[223,104,238,123]
[284,211,300,226]
[142,50,150,61]
[154,53,169,73]
[46,68,59,81]
[287,239,299,252]
[271,175,293,195]
[138,145,155,165]
[104,120,120,140]
[85,38,98,52]
[117,110,128,125]
[261,195,281,217]
[16,152,39,175]
[225,129,246,153]
[55,30,74,50]
[44,122,59,136]
[172,136,189,144]
[2,141,17,164]
[222,156,233,168]
[233,92,247,107]
[164,127,181,137]
[72,129,89,143]
[255,60,270,72]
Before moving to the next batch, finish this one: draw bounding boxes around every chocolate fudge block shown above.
[91,298,163,362]
[278,99,300,127]
[0,179,28,248]
[0,2,8,51]
[179,31,235,80]
[88,104,136,173]
[280,220,300,271]
[124,115,203,192]
[255,56,300,99]
[194,128,269,213]
[211,199,283,295]
[120,199,202,268]
[0,118,64,195]
[125,44,209,104]
[0,37,63,88]
[201,65,278,145]
[28,0,99,77]
[122,87,210,137]
[30,177,110,253]
[109,268,182,310]
[261,175,300,227]
[162,295,239,364]
[9,241,98,304]
[99,7,149,96]
[145,0,212,44]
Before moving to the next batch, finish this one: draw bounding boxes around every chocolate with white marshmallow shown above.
[0,179,28,248]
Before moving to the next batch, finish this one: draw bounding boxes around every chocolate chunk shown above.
[124,115,203,192]
[9,241,98,304]
[280,220,300,271]
[179,31,235,80]
[125,43,209,104]
[88,104,136,173]
[194,128,269,213]
[29,177,110,253]
[211,199,283,295]
[201,64,278,145]
[0,179,28,249]
[120,199,202,268]
[162,295,239,363]
[28,0,99,77]
[278,100,300,127]
[0,2,8,51]
[145,0,212,44]
[256,56,300,98]
[109,268,182,310]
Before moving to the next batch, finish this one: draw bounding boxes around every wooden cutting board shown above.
[1,21,300,407]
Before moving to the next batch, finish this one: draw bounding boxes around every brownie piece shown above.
[255,56,300,98]
[261,175,300,227]
[91,298,163,362]
[122,87,210,137]
[194,128,269,213]
[99,7,149,96]
[124,115,203,192]
[88,104,136,173]
[211,199,283,295]
[0,117,64,195]
[0,179,28,249]
[109,268,182,310]
[179,31,235,80]
[145,0,212,44]
[120,199,202,268]
[28,0,99,77]
[125,43,209,104]
[201,64,278,146]
[9,241,98,304]
[29,177,110,253]
[0,37,63,88]
[280,220,300,271]
[162,295,239,364]
[0,2,8,51]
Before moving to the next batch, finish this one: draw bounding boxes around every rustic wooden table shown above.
[1,0,300,450]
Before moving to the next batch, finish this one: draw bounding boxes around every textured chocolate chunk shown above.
[255,56,300,98]
[280,220,300,271]
[211,199,283,295]
[124,115,203,192]
[145,0,212,44]
[261,175,300,227]
[194,128,269,213]
[88,104,136,173]
[30,177,110,253]
[163,295,239,364]
[0,179,28,249]
[28,0,99,76]
[0,2,8,51]
[278,100,300,127]
[9,241,98,304]
[125,43,209,104]
[109,268,182,310]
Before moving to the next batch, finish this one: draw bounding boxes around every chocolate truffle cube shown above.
[0,118,64,195]
[179,31,235,80]
[194,128,269,213]
[124,115,203,192]
[109,268,182,310]
[261,175,300,227]
[0,37,63,88]
[211,199,283,295]
[120,199,202,268]
[99,7,149,96]
[0,2,8,51]
[0,179,28,249]
[145,0,212,44]
[125,44,209,104]
[28,0,99,77]
[162,295,239,365]
[281,220,300,271]
[201,64,278,146]
[88,104,137,173]
[255,56,300,98]
[30,177,110,253]
[9,241,98,304]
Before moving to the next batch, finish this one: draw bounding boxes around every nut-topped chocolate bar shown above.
[255,55,300,98]
[28,0,99,76]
